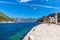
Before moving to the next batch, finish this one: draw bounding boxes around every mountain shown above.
[37,13,60,23]
[0,12,13,22]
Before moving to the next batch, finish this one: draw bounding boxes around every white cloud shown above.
[23,4,60,9]
[0,1,17,4]
[18,0,32,2]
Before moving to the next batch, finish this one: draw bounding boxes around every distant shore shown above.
[0,22,17,23]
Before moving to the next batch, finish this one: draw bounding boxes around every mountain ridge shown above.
[0,12,13,22]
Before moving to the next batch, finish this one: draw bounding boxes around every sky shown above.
[0,0,60,18]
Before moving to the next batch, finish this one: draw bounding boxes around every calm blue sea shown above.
[0,23,38,40]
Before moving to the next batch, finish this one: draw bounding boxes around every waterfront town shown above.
[12,18,38,23]
[23,13,60,40]
[0,12,59,23]
[0,18,38,23]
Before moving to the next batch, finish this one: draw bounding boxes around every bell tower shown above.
[55,12,58,24]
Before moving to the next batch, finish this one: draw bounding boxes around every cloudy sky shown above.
[0,0,60,18]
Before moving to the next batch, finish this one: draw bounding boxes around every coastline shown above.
[0,22,16,23]
[23,23,60,40]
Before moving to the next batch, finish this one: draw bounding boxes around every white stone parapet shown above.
[23,24,60,40]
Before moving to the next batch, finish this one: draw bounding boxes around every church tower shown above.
[55,12,58,24]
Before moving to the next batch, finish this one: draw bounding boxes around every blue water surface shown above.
[0,23,38,40]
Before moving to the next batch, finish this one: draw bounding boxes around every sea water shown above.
[0,23,38,40]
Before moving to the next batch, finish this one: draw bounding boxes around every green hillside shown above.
[0,12,13,22]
